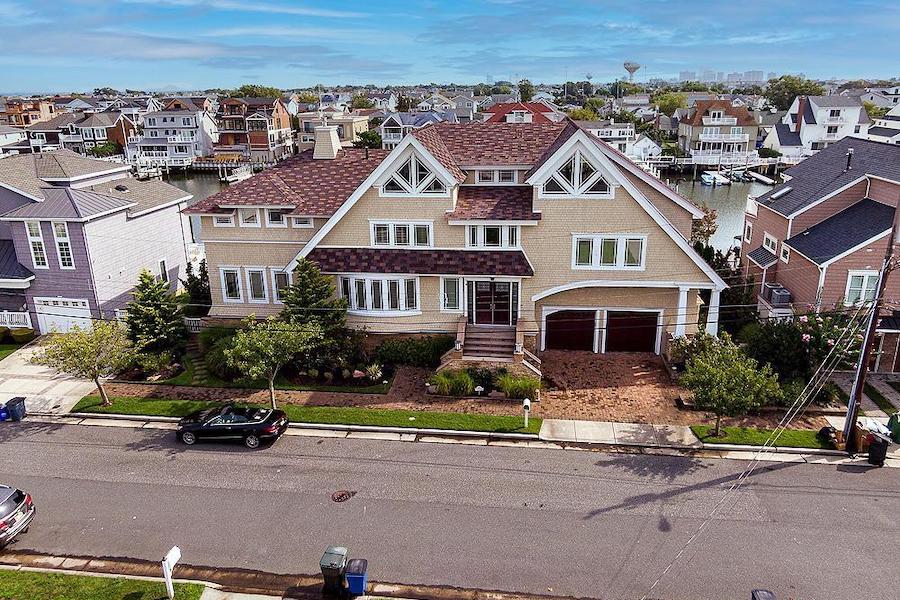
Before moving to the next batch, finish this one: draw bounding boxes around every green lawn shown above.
[72,395,541,434]
[691,425,832,449]
[0,343,22,362]
[0,570,204,600]
[865,383,899,415]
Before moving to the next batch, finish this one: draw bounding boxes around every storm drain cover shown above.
[331,490,356,503]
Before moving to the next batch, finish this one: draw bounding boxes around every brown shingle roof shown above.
[449,186,539,221]
[414,122,566,167]
[307,247,533,277]
[680,100,757,127]
[184,148,389,217]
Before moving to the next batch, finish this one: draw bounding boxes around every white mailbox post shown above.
[162,546,182,599]
[523,398,531,429]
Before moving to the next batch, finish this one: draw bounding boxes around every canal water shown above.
[680,180,771,252]
[163,171,227,205]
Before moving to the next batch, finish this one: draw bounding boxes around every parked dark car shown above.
[177,405,289,448]
[0,486,35,547]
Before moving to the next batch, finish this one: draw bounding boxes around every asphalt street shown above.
[0,422,898,600]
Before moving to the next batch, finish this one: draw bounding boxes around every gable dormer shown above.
[526,133,618,200]
[376,145,453,197]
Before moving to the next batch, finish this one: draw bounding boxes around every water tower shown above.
[624,61,641,82]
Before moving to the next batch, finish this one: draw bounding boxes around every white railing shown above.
[689,150,759,165]
[824,116,846,124]
[699,133,750,142]
[184,317,202,333]
[382,132,403,141]
[823,132,840,140]
[167,136,195,143]
[702,116,738,126]
[0,311,32,329]
[59,134,83,143]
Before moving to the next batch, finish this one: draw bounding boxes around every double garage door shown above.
[544,309,660,353]
[34,297,93,334]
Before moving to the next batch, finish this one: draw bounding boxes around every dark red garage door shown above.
[545,310,596,351]
[605,311,659,352]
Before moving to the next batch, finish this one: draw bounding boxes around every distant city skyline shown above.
[0,0,897,93]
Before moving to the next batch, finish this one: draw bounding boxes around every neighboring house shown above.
[0,150,192,332]
[0,125,26,155]
[532,91,555,103]
[124,98,218,167]
[866,105,900,144]
[483,102,565,124]
[0,99,56,127]
[295,110,368,151]
[415,93,455,112]
[740,139,900,366]
[866,85,900,106]
[377,111,458,149]
[752,109,788,147]
[573,120,636,154]
[630,134,664,161]
[763,96,870,160]
[214,97,294,163]
[367,92,398,112]
[677,100,759,165]
[25,111,135,155]
[107,96,163,125]
[185,121,724,368]
[25,112,88,153]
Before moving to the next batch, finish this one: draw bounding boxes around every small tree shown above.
[690,202,718,244]
[88,142,119,157]
[231,84,281,98]
[32,321,135,406]
[180,260,211,317]
[280,258,347,331]
[680,335,782,436]
[125,270,187,354]
[567,107,598,121]
[764,75,825,110]
[654,91,687,116]
[225,316,323,409]
[518,79,535,102]
[353,129,382,149]
[351,94,374,109]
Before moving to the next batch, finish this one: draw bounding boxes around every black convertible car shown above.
[176,405,289,448]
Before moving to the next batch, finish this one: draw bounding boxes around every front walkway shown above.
[540,418,701,448]
[0,344,95,414]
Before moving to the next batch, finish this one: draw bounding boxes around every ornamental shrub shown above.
[375,335,454,368]
[496,373,541,399]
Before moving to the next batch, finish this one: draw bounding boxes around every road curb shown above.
[701,442,846,456]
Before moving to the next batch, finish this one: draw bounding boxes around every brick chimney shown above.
[313,125,341,160]
[795,96,806,135]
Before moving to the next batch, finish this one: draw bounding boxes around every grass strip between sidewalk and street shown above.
[864,383,898,415]
[0,343,23,362]
[690,425,831,449]
[72,395,542,434]
[0,570,204,600]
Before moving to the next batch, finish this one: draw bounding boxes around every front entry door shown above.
[474,281,511,325]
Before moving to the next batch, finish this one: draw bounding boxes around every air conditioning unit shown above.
[770,287,792,307]
[762,282,782,302]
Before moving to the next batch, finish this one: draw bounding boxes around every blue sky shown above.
[2,0,897,93]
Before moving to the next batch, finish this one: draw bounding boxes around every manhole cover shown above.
[331,490,356,503]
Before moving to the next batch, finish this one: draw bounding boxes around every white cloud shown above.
[122,0,368,18]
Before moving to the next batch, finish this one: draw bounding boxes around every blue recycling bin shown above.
[5,397,25,421]
[0,406,8,421]
[345,558,368,595]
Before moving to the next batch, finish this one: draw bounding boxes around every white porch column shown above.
[674,286,689,338]
[705,289,721,336]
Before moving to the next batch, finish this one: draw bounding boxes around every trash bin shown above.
[319,546,349,595]
[751,591,776,600]
[0,406,8,422]
[868,433,891,467]
[889,413,900,444]
[5,397,26,422]
[345,558,368,596]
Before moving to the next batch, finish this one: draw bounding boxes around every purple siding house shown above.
[0,150,192,333]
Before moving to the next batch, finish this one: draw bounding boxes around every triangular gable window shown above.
[383,177,406,193]
[424,178,446,193]
[541,149,612,197]
[382,152,448,195]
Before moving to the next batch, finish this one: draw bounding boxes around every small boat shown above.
[745,170,776,185]
[728,170,745,182]
[135,165,162,180]
[220,164,253,184]
[700,171,731,186]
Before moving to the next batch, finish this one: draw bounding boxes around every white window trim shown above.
[780,245,790,263]
[51,221,75,270]
[25,221,48,270]
[368,220,433,247]
[476,170,495,183]
[763,232,778,253]
[265,209,287,228]
[220,267,243,303]
[744,221,753,243]
[212,214,235,227]
[570,234,648,271]
[536,149,614,200]
[245,267,269,304]
[440,276,463,312]
[291,216,313,228]
[844,270,879,306]
[238,208,260,228]
[271,269,291,305]
[339,275,421,316]
[465,224,521,249]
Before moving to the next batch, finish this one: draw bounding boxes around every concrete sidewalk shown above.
[539,418,702,448]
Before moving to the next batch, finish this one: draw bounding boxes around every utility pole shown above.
[843,179,900,453]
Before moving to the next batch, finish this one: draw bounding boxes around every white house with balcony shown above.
[763,95,870,159]
[677,100,760,165]
[376,111,458,149]
[124,100,218,167]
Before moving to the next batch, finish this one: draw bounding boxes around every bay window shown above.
[572,234,646,270]
[246,268,268,303]
[340,276,420,314]
[465,224,520,248]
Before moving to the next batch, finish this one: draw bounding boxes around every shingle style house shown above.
[0,150,192,333]
[741,137,900,371]
[187,121,725,364]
